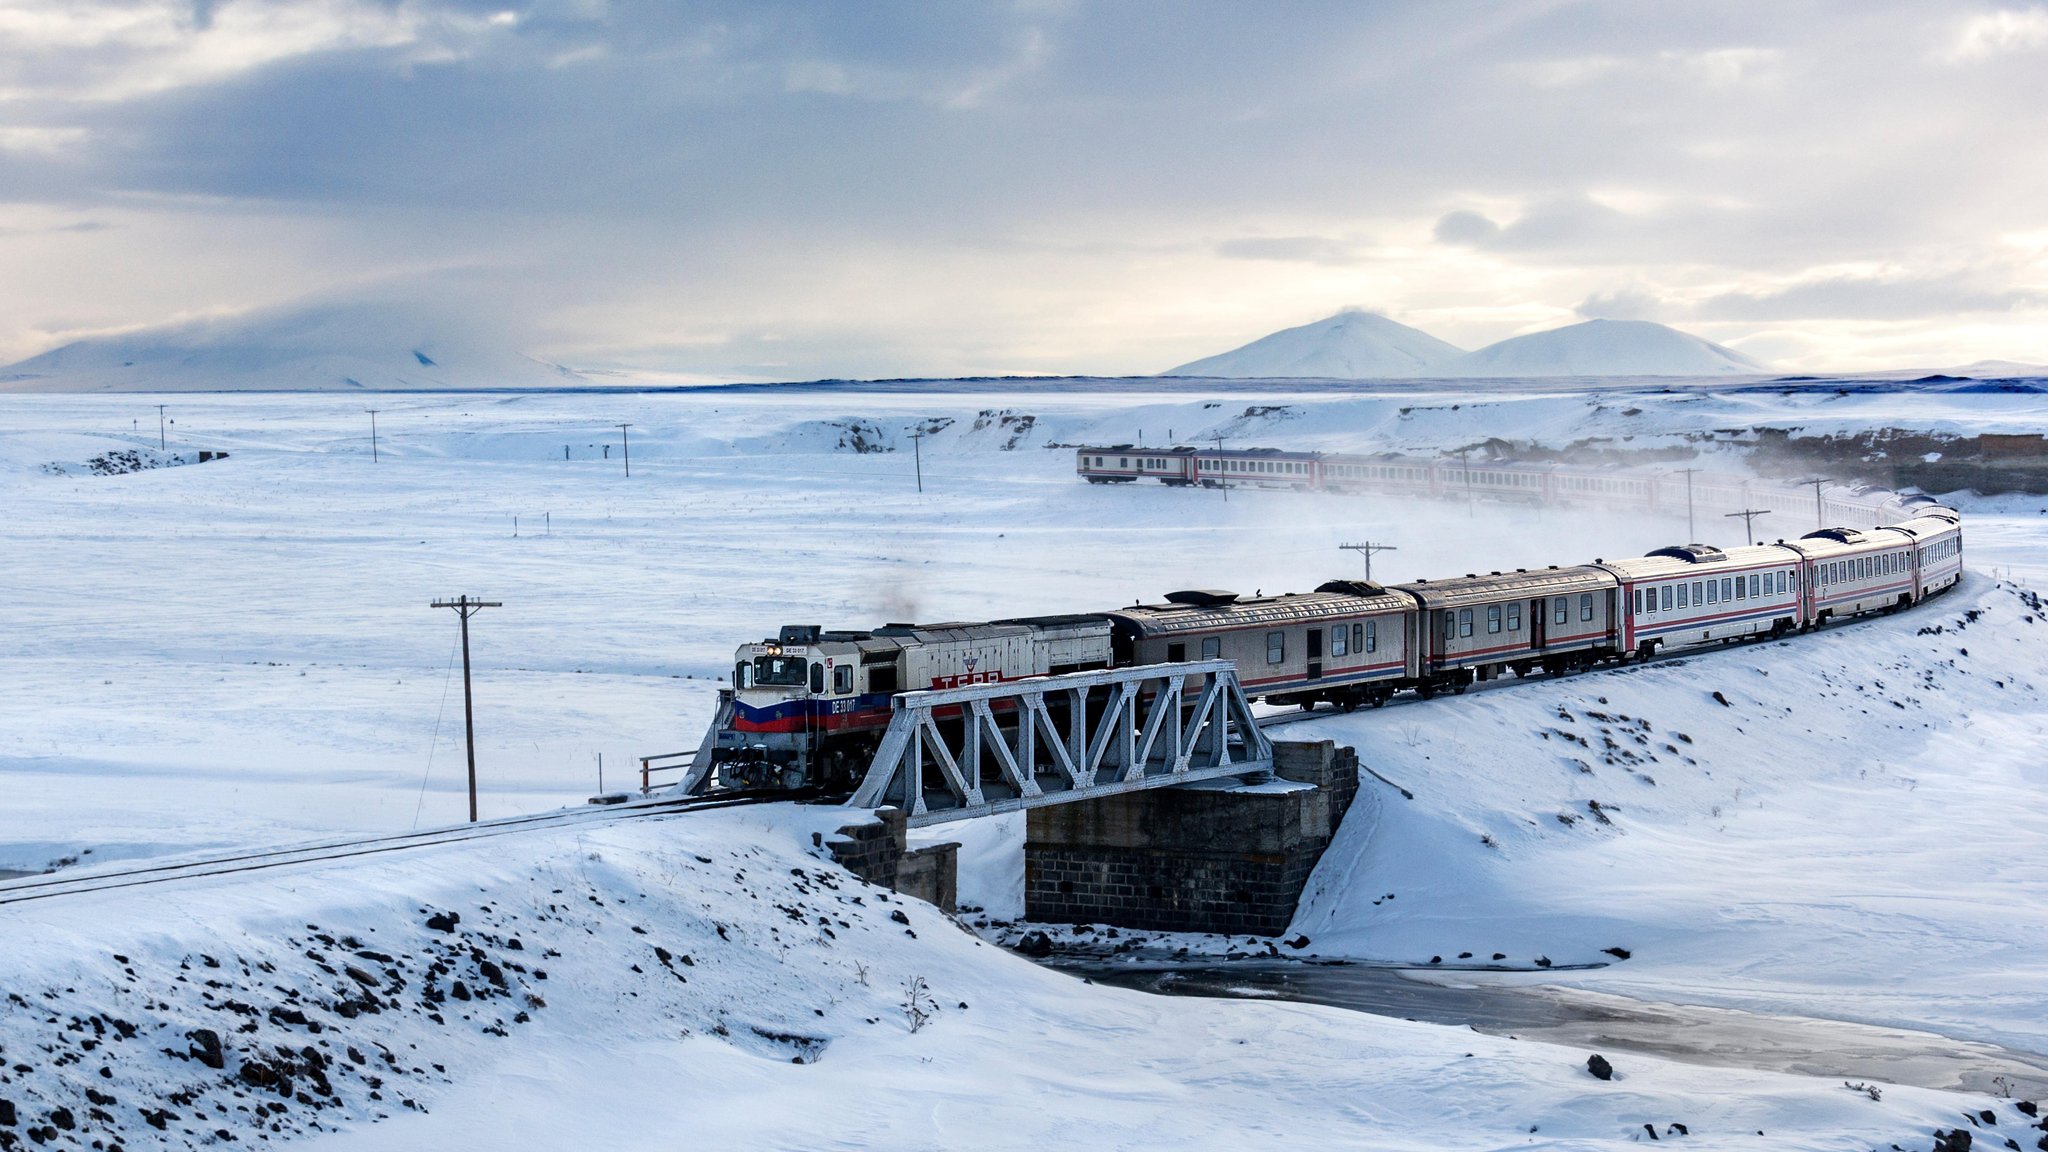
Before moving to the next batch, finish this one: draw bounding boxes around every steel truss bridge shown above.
[670,661,1274,827]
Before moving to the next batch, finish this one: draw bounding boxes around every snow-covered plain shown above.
[3,383,2047,1150]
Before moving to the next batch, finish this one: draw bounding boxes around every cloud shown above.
[0,1,2046,375]
[1946,7,2048,60]
[1575,286,1667,321]
[1216,235,1365,265]
[1432,196,1629,252]
[1696,273,2037,321]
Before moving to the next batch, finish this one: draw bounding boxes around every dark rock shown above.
[1015,931,1054,958]
[1492,952,1506,960]
[1429,956,1442,964]
[2015,1102,2037,1118]
[1603,947,1632,960]
[1669,1123,1688,1136]
[1984,1111,2000,1126]
[1712,691,1731,707]
[890,909,910,925]
[344,966,379,988]
[1286,936,1311,949]
[0,1099,13,1126]
[424,912,460,933]
[1933,1128,1973,1152]
[1643,1123,1658,1140]
[186,1028,226,1069]
[1586,1054,1614,1081]
[1535,956,1553,968]
[45,1110,72,1133]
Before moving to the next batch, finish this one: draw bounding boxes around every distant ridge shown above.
[1162,310,1464,379]
[1436,318,1767,378]
[0,300,587,393]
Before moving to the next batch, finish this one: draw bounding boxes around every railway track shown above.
[0,789,808,909]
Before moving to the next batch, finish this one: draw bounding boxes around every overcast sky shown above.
[1,0,2045,379]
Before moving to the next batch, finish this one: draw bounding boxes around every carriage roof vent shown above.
[1646,544,1727,563]
[1163,589,1240,607]
[1548,564,1559,569]
[1315,579,1387,597]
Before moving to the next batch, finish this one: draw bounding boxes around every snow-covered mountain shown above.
[1436,318,1767,378]
[1162,310,1465,378]
[0,300,588,392]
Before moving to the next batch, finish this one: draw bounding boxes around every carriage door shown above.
[1530,598,1547,649]
[1305,628,1323,680]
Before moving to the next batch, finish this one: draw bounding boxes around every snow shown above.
[2,382,2046,1148]
[1162,309,1465,379]
[1436,319,1770,378]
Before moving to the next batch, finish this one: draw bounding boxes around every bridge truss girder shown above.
[847,660,1273,826]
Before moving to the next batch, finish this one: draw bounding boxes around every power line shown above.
[429,596,501,822]
[1337,541,1397,583]
[1723,508,1770,546]
[1797,476,1833,530]
[1670,467,1701,542]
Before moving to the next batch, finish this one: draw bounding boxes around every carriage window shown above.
[1201,636,1222,660]
[1676,583,1688,609]
[1330,626,1348,656]
[1734,576,1745,600]
[1722,578,1734,600]
[1507,603,1522,630]
[1691,581,1703,606]
[1167,642,1186,663]
[1779,571,1789,593]
[1642,589,1654,614]
[834,665,853,693]
[1119,457,1128,467]
[1364,621,1376,652]
[1458,609,1474,637]
[810,663,825,693]
[1555,599,1569,625]
[1660,585,1673,611]
[1749,574,1761,598]
[1581,593,1594,621]
[1487,605,1502,634]
[735,661,752,688]
[1266,631,1285,664]
[1442,611,1457,640]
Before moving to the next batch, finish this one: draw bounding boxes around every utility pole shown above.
[1724,508,1770,546]
[616,424,632,477]
[366,409,380,463]
[1338,541,1397,583]
[157,405,167,451]
[1214,435,1227,502]
[430,596,501,822]
[910,428,926,492]
[1672,467,1700,542]
[1799,477,1832,530]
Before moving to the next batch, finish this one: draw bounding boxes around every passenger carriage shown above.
[1107,582,1415,709]
[1397,567,1619,693]
[1601,544,1803,658]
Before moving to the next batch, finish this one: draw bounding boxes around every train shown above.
[704,500,1964,792]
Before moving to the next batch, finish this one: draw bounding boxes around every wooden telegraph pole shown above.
[1338,541,1397,583]
[616,424,632,477]
[431,596,501,822]
[1724,508,1771,546]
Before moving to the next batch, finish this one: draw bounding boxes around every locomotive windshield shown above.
[751,655,809,687]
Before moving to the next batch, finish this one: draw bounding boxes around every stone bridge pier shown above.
[1022,739,1360,935]
[826,739,1362,936]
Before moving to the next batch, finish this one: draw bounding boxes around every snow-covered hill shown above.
[1162,310,1465,378]
[0,301,589,393]
[1437,319,1767,378]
